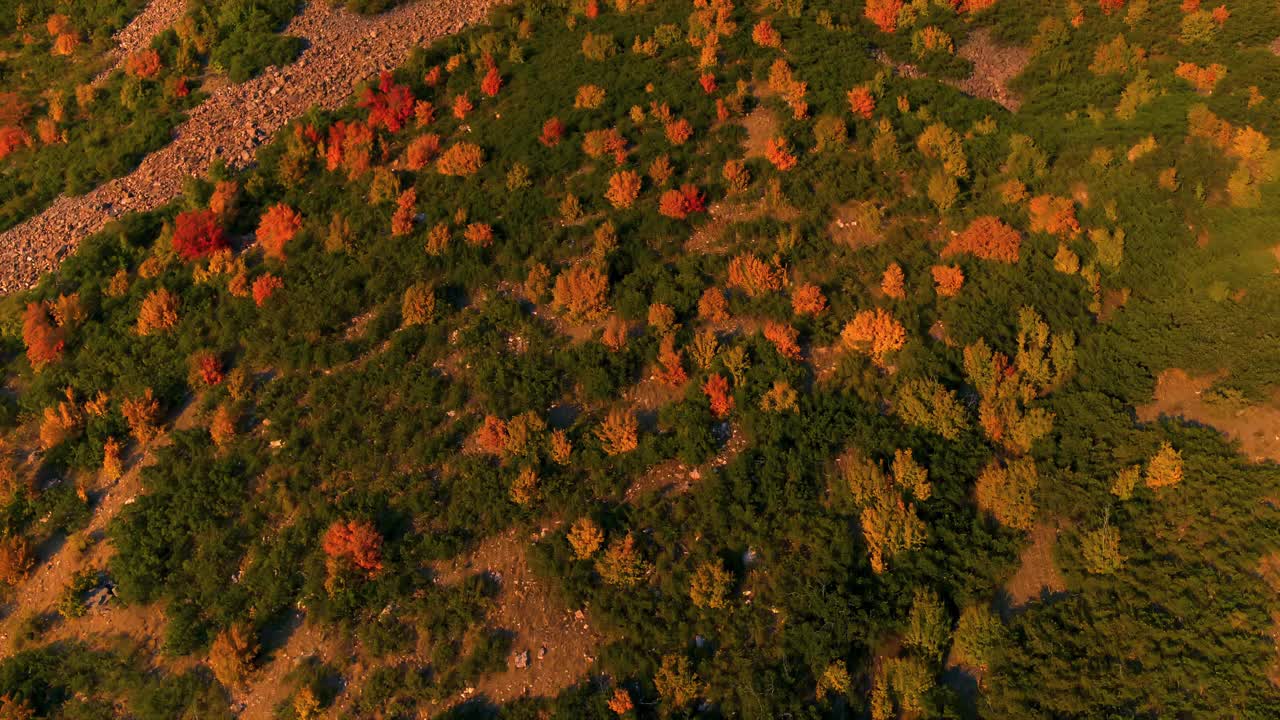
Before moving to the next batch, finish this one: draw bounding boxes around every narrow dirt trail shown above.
[0,0,502,295]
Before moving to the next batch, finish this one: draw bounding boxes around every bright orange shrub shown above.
[1027,196,1080,238]
[943,216,1023,262]
[703,373,734,418]
[323,520,384,576]
[256,204,302,261]
[763,321,802,360]
[606,170,643,208]
[792,283,827,316]
[766,136,797,171]
[841,308,907,364]
[405,133,441,169]
[22,303,63,371]
[848,85,875,119]
[252,274,283,307]
[931,265,965,297]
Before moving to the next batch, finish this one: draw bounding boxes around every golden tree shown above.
[136,289,179,335]
[840,308,906,365]
[596,534,651,586]
[931,265,964,297]
[568,517,605,559]
[437,142,484,176]
[101,436,124,481]
[653,654,704,710]
[656,334,688,387]
[689,561,733,609]
[122,388,162,444]
[606,169,642,209]
[596,409,638,455]
[975,458,1038,531]
[698,287,730,321]
[22,302,63,371]
[1145,441,1183,488]
[881,263,906,299]
[553,265,610,321]
[209,624,259,690]
[727,254,784,297]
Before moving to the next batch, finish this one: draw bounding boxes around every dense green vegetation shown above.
[2,0,1280,717]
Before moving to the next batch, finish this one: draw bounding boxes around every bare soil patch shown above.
[429,525,602,714]
[625,421,747,501]
[1004,522,1068,609]
[952,28,1031,111]
[740,105,781,160]
[828,199,886,250]
[1137,369,1280,463]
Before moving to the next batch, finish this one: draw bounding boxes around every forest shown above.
[1,0,1280,717]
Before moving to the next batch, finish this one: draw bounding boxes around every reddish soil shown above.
[1137,369,1280,463]
[741,105,781,160]
[1004,522,1068,608]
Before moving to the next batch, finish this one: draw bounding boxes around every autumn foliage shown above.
[847,85,875,119]
[606,169,642,208]
[765,137,797,171]
[703,373,734,418]
[360,71,415,132]
[136,289,179,335]
[252,274,283,306]
[943,216,1023,263]
[22,303,63,371]
[656,335,689,387]
[323,520,384,576]
[437,142,484,176]
[553,265,610,321]
[539,117,566,147]
[727,254,784,297]
[931,265,965,297]
[841,308,907,365]
[596,409,638,455]
[791,283,827,316]
[124,49,162,79]
[172,209,229,261]
[256,204,302,261]
[658,184,706,219]
[1027,195,1081,238]
[865,0,904,33]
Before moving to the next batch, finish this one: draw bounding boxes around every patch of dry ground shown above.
[1137,369,1280,463]
[1004,522,1068,609]
[428,525,602,714]
[952,28,1031,112]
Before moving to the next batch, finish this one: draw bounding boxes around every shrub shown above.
[172,210,229,261]
[256,204,303,261]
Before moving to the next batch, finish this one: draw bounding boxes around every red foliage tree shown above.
[22,303,63,371]
[539,117,565,147]
[391,189,417,237]
[359,71,414,132]
[252,274,283,307]
[1098,0,1125,15]
[658,185,706,220]
[1027,195,1081,238]
[172,209,228,261]
[942,216,1022,263]
[323,520,384,576]
[699,73,718,95]
[0,126,33,161]
[703,373,734,418]
[476,415,510,454]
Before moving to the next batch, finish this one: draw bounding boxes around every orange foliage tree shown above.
[22,303,63,371]
[323,520,384,576]
[763,321,802,360]
[1027,195,1081,238]
[931,264,965,297]
[847,85,875,119]
[464,222,494,247]
[136,289,179,335]
[252,274,283,306]
[124,49,162,79]
[791,283,827,316]
[665,118,693,146]
[553,265,610,321]
[942,216,1023,263]
[841,308,907,365]
[481,66,503,97]
[865,0,904,33]
[765,136,797,171]
[122,388,162,443]
[596,409,638,455]
[658,185,706,219]
[703,373,734,418]
[881,263,906,299]
[476,415,510,455]
[437,142,484,176]
[359,71,414,132]
[539,117,565,147]
[752,19,781,47]
[656,335,689,387]
[391,188,417,237]
[256,204,302,261]
[698,287,730,321]
[606,169,642,208]
[405,133,441,170]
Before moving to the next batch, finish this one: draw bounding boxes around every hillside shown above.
[1,0,1280,718]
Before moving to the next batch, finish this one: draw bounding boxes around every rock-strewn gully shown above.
[0,0,500,294]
